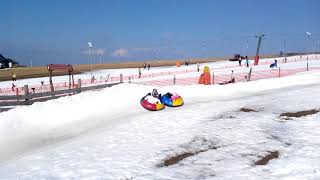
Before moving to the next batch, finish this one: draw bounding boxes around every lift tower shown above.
[254,34,265,65]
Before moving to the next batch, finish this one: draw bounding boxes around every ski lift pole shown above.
[254,34,265,65]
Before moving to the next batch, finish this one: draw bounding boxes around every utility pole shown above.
[245,39,249,56]
[99,52,102,64]
[254,34,265,65]
[284,39,287,63]
[315,40,320,53]
[156,50,159,60]
[317,40,320,53]
[201,41,207,58]
[88,42,93,78]
[154,49,159,60]
[306,32,311,61]
[283,39,286,54]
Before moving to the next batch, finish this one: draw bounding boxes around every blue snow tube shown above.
[161,93,184,107]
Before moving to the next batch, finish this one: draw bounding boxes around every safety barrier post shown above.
[77,79,81,93]
[278,67,281,77]
[307,62,309,71]
[24,85,29,102]
[120,74,123,83]
[212,72,215,84]
[128,77,131,83]
[248,68,252,81]
[14,88,19,102]
[173,75,176,85]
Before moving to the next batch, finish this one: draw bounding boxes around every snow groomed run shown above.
[0,55,320,179]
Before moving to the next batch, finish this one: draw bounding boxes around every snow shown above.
[0,55,320,179]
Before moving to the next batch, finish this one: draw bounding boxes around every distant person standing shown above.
[147,64,151,70]
[143,63,146,69]
[91,75,95,83]
[9,62,12,68]
[246,56,249,68]
[230,70,235,83]
[11,83,16,91]
[138,67,142,78]
[12,72,17,81]
[197,63,200,72]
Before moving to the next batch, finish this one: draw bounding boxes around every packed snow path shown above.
[0,71,320,179]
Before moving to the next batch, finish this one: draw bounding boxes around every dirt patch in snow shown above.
[239,107,257,112]
[255,151,279,165]
[227,115,236,118]
[160,137,219,167]
[163,152,196,166]
[216,115,236,120]
[162,148,219,167]
[280,109,319,119]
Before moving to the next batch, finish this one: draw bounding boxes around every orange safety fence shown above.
[136,67,320,87]
[0,56,319,96]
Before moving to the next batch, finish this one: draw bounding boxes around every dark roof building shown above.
[0,54,19,69]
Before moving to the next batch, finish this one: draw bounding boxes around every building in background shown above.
[0,54,19,69]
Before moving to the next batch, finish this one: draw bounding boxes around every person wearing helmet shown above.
[144,89,162,104]
[152,89,160,98]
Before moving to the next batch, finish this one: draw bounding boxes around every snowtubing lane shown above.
[0,106,147,165]
[1,82,320,166]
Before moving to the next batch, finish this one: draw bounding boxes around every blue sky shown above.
[0,0,319,66]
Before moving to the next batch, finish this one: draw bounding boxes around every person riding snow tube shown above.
[161,92,184,107]
[140,89,165,111]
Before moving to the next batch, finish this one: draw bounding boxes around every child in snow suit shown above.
[144,89,162,104]
[270,60,278,68]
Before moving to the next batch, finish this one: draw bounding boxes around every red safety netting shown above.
[137,67,320,87]
[0,56,319,96]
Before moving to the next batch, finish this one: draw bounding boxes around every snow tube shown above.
[161,93,184,107]
[140,97,165,111]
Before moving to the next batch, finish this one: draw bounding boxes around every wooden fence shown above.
[0,80,122,106]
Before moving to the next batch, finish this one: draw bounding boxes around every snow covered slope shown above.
[0,70,320,179]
